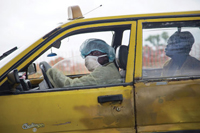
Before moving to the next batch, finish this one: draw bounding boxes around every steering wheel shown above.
[39,62,53,89]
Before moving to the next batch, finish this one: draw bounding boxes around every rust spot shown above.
[158,98,164,103]
[74,96,134,129]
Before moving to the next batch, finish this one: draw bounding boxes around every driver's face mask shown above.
[85,54,107,72]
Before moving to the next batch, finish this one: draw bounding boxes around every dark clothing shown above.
[162,56,200,77]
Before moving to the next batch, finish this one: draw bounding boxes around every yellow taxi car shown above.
[0,5,200,133]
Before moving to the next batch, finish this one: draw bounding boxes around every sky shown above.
[0,0,200,55]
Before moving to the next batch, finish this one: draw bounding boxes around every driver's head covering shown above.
[80,38,115,62]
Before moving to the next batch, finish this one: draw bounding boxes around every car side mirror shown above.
[27,63,37,75]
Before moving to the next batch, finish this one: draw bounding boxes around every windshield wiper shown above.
[0,46,18,61]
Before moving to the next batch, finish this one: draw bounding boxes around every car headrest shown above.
[115,45,128,70]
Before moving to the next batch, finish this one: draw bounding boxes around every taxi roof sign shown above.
[68,5,84,20]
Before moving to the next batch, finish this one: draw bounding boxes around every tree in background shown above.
[143,32,169,67]
[145,32,169,46]
[161,32,169,43]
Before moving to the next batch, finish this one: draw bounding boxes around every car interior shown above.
[3,25,131,93]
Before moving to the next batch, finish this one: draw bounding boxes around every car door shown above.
[135,16,200,132]
[0,20,137,132]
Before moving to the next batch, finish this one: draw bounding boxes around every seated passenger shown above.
[46,38,121,88]
[162,31,200,77]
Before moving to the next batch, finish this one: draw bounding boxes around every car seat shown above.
[115,45,128,82]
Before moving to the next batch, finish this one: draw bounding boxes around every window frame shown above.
[135,17,200,82]
[0,21,137,94]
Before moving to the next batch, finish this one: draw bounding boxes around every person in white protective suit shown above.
[46,38,122,88]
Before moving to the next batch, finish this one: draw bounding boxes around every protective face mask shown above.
[85,55,107,72]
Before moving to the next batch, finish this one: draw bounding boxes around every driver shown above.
[46,38,121,88]
[162,31,200,77]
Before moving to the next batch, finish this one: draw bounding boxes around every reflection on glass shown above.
[162,31,200,77]
[142,21,200,78]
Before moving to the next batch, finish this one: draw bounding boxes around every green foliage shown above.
[145,32,169,46]
[161,32,169,42]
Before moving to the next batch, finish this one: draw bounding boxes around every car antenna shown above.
[83,5,102,16]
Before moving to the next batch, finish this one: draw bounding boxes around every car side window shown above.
[29,30,125,89]
[30,31,113,78]
[142,20,200,79]
[122,30,130,46]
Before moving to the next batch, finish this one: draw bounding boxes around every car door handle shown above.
[98,94,123,103]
